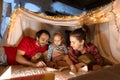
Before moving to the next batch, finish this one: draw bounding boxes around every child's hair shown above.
[70,24,90,42]
[53,31,64,42]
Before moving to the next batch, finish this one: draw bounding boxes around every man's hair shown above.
[36,29,50,38]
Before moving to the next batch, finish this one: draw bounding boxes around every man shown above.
[0,29,50,67]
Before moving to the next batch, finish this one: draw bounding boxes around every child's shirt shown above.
[47,44,68,61]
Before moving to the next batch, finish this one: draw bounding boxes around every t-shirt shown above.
[4,46,18,65]
[4,37,48,65]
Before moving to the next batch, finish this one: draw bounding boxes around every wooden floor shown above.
[0,65,88,80]
[1,64,120,80]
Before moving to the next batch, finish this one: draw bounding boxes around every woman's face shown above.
[70,36,84,51]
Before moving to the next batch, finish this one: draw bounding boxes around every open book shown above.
[0,66,11,80]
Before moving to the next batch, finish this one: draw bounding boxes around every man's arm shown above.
[16,50,35,67]
[16,50,46,67]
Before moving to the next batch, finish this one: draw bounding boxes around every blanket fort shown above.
[1,0,120,66]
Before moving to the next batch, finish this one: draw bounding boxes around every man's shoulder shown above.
[22,36,35,41]
[22,36,33,39]
[18,36,35,46]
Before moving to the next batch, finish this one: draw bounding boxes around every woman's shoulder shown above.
[86,42,98,52]
[67,46,74,51]
[86,42,96,47]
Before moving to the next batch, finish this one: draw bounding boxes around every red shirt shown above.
[4,46,18,65]
[4,37,48,65]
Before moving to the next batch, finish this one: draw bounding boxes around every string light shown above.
[8,0,119,32]
[81,0,120,33]
[110,0,120,33]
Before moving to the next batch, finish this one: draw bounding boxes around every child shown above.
[47,32,68,69]
[65,25,104,73]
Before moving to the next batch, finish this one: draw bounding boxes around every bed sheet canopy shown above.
[1,0,120,64]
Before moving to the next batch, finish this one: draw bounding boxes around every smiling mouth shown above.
[40,43,46,47]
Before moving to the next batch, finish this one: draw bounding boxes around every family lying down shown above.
[0,25,112,75]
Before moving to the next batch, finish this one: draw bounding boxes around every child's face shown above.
[53,35,62,46]
[70,36,84,51]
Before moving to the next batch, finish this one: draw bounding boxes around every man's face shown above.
[37,33,49,47]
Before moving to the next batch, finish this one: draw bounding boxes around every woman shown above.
[65,26,104,73]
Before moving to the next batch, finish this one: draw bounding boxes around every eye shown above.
[46,40,49,43]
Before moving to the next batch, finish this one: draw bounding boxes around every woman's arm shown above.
[92,46,104,65]
[64,55,77,73]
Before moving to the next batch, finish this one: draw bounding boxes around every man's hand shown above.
[34,61,46,67]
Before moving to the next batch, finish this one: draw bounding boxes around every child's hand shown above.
[46,62,58,68]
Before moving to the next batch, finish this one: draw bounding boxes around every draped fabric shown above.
[1,0,120,64]
[0,0,3,22]
[5,8,82,46]
[93,23,119,64]
[93,0,120,64]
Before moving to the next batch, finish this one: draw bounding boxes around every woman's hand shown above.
[76,62,86,68]
[75,62,87,72]
[92,65,102,70]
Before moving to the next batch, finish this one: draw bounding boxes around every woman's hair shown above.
[70,24,90,42]
[36,29,50,38]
